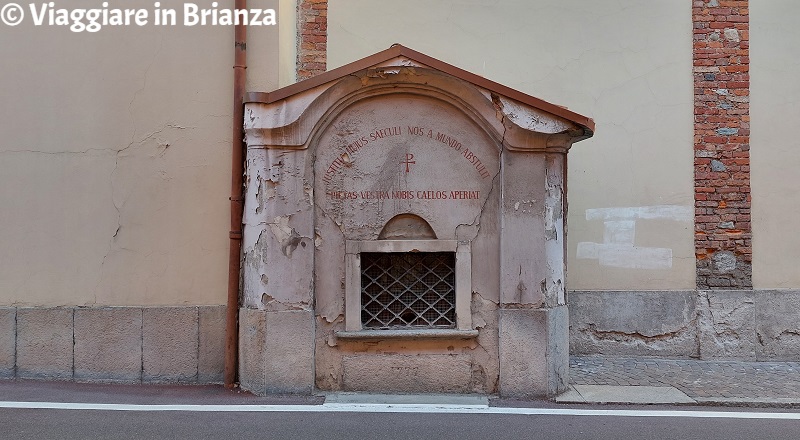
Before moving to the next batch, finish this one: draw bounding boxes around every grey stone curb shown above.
[555,384,800,408]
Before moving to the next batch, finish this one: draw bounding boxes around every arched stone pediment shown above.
[244,45,593,153]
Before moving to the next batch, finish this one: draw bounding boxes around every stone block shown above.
[697,290,755,360]
[499,307,566,398]
[547,305,569,393]
[0,308,15,378]
[198,305,226,383]
[569,291,698,358]
[238,308,266,394]
[264,310,314,394]
[756,290,800,361]
[342,354,473,393]
[143,307,198,383]
[499,152,547,307]
[74,308,142,382]
[16,308,73,379]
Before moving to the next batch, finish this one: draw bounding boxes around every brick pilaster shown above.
[693,0,752,289]
[297,0,327,80]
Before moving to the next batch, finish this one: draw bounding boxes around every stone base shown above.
[498,306,569,398]
[238,308,314,395]
[570,290,800,361]
[341,354,476,393]
[0,306,225,383]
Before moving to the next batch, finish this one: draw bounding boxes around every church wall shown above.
[750,1,800,289]
[0,0,284,308]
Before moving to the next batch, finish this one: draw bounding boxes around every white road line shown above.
[1,401,800,419]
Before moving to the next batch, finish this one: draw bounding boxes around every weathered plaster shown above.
[500,151,547,306]
[0,2,283,307]
[576,205,693,270]
[755,290,800,361]
[570,291,699,358]
[242,148,314,310]
[697,290,755,360]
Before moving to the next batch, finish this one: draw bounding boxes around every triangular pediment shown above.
[244,45,593,150]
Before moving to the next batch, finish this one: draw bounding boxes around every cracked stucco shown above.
[0,22,258,306]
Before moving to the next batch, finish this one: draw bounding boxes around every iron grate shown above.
[360,252,456,329]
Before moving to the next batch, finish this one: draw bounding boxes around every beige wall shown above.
[0,0,284,306]
[328,0,695,290]
[0,0,702,308]
[751,1,800,289]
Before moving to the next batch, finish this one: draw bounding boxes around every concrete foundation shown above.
[756,290,800,361]
[570,290,800,361]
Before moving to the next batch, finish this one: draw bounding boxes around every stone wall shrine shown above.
[240,46,594,397]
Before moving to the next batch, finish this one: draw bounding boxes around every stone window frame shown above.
[336,239,478,340]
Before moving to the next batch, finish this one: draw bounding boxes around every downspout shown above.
[225,0,247,388]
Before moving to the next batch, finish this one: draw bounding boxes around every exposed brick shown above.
[296,0,327,80]
[693,1,751,289]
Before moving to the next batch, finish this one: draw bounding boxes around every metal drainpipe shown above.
[225,0,247,389]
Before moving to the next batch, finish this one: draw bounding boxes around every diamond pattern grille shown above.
[361,252,456,329]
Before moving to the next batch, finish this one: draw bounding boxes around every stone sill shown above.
[335,329,479,340]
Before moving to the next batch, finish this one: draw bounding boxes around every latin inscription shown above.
[325,190,481,200]
[321,125,492,185]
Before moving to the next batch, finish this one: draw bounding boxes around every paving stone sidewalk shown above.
[570,356,800,405]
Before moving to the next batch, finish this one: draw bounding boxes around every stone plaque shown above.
[314,94,499,240]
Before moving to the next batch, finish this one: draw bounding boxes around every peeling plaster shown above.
[266,215,304,258]
[583,320,698,347]
[261,293,311,312]
[576,205,692,269]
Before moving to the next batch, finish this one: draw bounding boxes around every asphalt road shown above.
[2,381,799,440]
[4,407,800,440]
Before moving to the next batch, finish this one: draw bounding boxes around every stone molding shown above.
[245,66,581,154]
